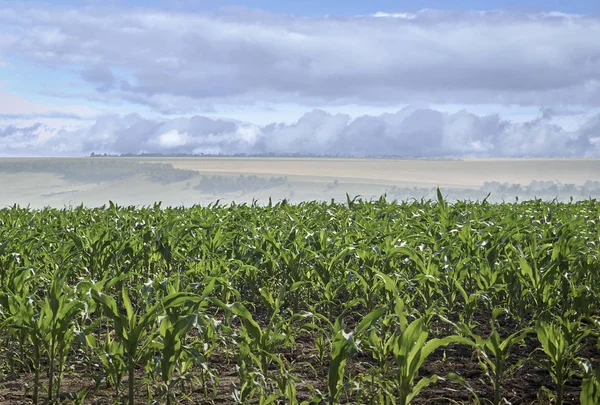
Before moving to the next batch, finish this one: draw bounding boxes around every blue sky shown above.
[0,0,599,156]
[15,0,600,14]
[204,0,600,15]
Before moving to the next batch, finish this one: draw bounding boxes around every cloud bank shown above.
[1,4,600,112]
[1,4,599,157]
[2,107,599,157]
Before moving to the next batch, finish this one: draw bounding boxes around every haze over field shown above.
[2,157,600,208]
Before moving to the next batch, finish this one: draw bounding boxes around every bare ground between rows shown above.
[0,343,592,404]
[0,311,597,404]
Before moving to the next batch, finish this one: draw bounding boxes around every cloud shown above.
[1,107,599,157]
[81,65,117,92]
[0,122,60,155]
[157,129,189,149]
[1,4,600,113]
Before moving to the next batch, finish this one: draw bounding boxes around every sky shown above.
[0,0,599,157]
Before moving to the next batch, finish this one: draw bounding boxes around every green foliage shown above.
[535,317,590,405]
[0,197,598,403]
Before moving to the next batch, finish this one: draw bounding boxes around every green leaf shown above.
[355,307,386,336]
[406,375,438,404]
[581,363,600,405]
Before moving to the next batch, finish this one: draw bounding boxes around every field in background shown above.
[156,157,600,187]
[1,157,600,208]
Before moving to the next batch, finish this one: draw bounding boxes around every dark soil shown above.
[0,311,597,404]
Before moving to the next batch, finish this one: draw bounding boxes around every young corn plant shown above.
[86,325,126,398]
[3,269,84,403]
[360,297,470,405]
[4,273,45,404]
[0,265,35,377]
[535,317,590,405]
[322,308,386,403]
[457,314,532,405]
[39,271,85,403]
[217,298,298,404]
[151,277,218,405]
[90,281,213,405]
[389,317,472,405]
[153,313,201,405]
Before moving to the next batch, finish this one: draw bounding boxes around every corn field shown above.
[0,193,599,404]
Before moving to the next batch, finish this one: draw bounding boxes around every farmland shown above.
[2,157,600,208]
[0,195,599,404]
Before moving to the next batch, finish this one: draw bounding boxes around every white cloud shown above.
[371,12,416,19]
[1,107,599,157]
[0,123,61,156]
[1,5,600,113]
[235,125,261,145]
[157,129,188,149]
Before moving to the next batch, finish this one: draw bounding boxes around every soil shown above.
[0,313,597,404]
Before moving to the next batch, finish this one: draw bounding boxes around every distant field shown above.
[1,157,600,207]
[150,157,600,187]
